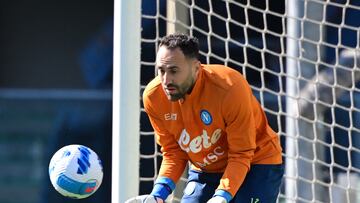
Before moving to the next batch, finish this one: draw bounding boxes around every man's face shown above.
[156,46,199,101]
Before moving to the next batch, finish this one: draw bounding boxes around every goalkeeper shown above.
[126,33,284,203]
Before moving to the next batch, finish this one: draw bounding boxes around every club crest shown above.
[200,110,212,125]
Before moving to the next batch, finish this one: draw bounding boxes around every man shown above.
[126,33,284,203]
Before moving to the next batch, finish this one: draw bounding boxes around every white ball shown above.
[48,144,103,199]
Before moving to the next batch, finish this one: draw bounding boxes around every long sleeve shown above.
[143,92,189,183]
[217,77,257,196]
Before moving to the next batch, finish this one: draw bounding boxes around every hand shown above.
[207,196,227,203]
[125,195,164,203]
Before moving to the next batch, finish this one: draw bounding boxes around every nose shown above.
[162,72,172,86]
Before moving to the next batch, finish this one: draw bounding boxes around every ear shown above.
[193,59,201,71]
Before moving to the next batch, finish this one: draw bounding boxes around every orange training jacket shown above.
[143,64,282,196]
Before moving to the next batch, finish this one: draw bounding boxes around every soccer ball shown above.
[48,144,103,199]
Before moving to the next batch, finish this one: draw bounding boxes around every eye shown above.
[158,69,165,75]
[170,69,177,74]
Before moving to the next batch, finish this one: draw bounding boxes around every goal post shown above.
[284,0,301,201]
[112,0,141,202]
[112,0,360,202]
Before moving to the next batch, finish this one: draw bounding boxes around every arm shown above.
[143,95,189,200]
[146,113,189,200]
[214,79,257,201]
[147,113,189,181]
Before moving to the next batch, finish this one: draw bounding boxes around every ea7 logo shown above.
[164,113,177,120]
[77,146,91,175]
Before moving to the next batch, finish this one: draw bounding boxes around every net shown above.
[139,0,360,202]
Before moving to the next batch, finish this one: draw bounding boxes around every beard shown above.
[164,76,195,101]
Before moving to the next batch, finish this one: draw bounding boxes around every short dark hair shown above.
[159,33,199,59]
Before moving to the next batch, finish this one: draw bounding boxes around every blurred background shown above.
[0,1,113,203]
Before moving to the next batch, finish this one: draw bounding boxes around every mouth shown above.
[164,85,177,94]
[165,87,177,94]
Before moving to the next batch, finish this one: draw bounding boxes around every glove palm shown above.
[125,195,164,203]
[207,196,227,203]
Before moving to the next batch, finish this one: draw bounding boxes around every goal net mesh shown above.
[139,0,360,202]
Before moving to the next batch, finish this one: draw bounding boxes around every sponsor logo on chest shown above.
[178,128,222,153]
[177,128,225,168]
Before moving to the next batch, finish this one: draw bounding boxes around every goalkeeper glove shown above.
[124,195,164,203]
[207,196,227,203]
[208,189,232,203]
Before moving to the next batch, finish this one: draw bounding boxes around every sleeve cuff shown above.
[150,177,176,200]
[214,189,233,202]
[154,176,176,190]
